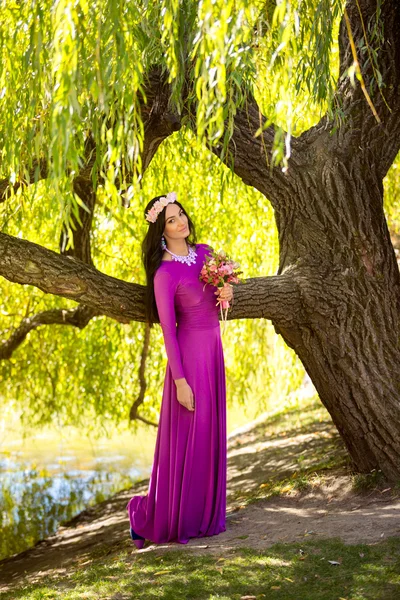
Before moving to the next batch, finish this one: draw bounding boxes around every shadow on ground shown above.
[1,401,399,592]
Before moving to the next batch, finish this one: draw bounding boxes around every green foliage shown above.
[1,0,399,434]
[384,158,400,233]
[0,0,348,225]
[1,130,400,436]
[0,127,307,433]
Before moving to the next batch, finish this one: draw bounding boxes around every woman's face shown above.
[163,203,189,241]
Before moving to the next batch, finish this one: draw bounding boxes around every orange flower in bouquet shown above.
[199,248,243,333]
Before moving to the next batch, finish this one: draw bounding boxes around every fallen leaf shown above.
[154,570,171,575]
[284,577,294,582]
[328,561,341,565]
[270,586,281,590]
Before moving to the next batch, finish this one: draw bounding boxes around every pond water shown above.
[0,400,262,561]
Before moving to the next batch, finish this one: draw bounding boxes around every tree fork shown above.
[181,0,400,480]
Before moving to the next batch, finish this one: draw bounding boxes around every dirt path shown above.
[1,403,399,592]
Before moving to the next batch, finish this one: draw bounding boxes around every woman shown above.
[126,191,233,548]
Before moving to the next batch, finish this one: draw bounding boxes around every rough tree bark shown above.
[188,0,400,480]
[0,231,291,322]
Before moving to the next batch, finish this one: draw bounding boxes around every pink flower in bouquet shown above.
[199,247,243,331]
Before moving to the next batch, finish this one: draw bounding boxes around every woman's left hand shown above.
[215,283,233,303]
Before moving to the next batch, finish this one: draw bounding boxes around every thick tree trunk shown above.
[270,149,400,480]
[209,95,400,479]
[190,0,400,481]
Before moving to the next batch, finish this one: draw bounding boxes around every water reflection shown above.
[0,425,156,562]
[0,400,262,561]
[1,466,132,561]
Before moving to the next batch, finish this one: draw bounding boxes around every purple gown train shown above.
[126,243,227,544]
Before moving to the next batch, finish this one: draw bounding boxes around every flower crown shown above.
[145,191,177,223]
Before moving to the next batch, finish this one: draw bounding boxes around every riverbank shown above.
[1,396,399,599]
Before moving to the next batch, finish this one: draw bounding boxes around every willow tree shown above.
[0,0,399,480]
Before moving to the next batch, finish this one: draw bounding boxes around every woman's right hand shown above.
[175,380,195,411]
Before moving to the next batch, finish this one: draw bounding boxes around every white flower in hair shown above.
[145,191,177,223]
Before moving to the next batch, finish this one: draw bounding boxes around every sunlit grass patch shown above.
[228,395,399,510]
[351,470,389,492]
[3,537,399,600]
[227,396,351,509]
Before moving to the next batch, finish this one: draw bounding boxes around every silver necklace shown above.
[164,244,197,265]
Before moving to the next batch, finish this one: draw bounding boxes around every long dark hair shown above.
[142,195,197,326]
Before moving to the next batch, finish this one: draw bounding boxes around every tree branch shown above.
[0,232,302,326]
[0,305,101,360]
[59,176,97,265]
[129,322,159,426]
[0,232,141,322]
[0,159,49,204]
[0,66,181,204]
[182,90,299,210]
[333,0,400,179]
[193,0,400,207]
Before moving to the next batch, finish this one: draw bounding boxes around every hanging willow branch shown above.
[129,322,158,427]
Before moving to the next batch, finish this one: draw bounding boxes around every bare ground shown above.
[1,402,399,592]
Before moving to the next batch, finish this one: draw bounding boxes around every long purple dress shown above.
[126,243,227,544]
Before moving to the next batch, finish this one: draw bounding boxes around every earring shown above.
[161,235,166,250]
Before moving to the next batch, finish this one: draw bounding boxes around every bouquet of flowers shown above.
[199,248,243,333]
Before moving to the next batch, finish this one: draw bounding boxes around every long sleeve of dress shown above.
[154,270,185,381]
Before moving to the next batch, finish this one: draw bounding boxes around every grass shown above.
[227,395,399,510]
[226,396,349,509]
[227,453,349,510]
[2,396,399,599]
[2,537,399,600]
[350,469,397,492]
